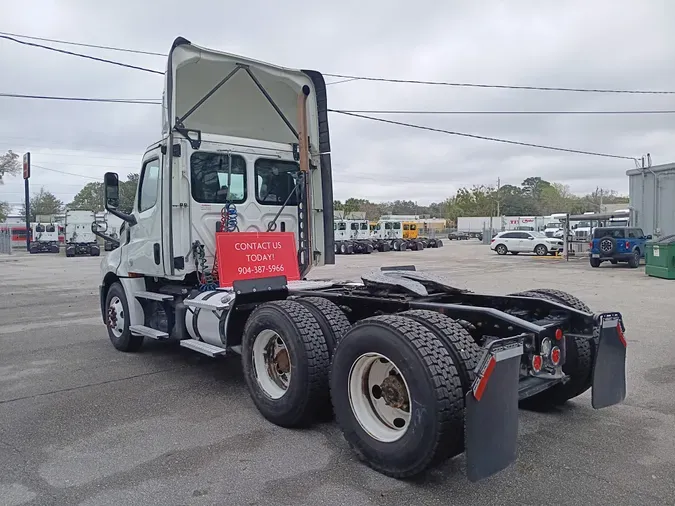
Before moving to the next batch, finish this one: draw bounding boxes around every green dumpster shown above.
[645,234,675,279]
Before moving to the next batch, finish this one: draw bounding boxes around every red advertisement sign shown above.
[215,231,300,287]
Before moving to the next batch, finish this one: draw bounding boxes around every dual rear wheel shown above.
[241,299,480,478]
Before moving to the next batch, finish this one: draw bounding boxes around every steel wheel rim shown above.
[348,352,412,443]
[252,329,291,399]
[108,296,125,337]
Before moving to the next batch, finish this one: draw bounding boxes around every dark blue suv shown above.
[589,227,651,268]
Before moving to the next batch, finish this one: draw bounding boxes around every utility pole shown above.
[496,177,501,217]
[23,153,30,252]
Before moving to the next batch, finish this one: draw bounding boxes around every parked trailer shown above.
[29,222,60,254]
[65,210,100,257]
[98,37,627,483]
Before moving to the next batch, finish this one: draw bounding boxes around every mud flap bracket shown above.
[465,336,524,482]
[591,312,627,409]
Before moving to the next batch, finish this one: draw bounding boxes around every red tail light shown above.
[589,242,593,248]
[532,355,543,372]
[555,328,563,341]
[551,346,561,365]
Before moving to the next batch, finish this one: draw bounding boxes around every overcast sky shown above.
[1,0,674,211]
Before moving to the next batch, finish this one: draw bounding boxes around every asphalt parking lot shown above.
[1,242,675,506]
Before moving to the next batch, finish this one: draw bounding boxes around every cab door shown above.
[125,149,165,276]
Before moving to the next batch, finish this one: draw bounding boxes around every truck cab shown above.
[29,222,60,254]
[65,210,100,257]
[101,38,333,290]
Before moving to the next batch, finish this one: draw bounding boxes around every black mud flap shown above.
[591,312,627,409]
[465,336,524,482]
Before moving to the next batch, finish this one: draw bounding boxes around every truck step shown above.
[179,339,227,357]
[129,325,169,339]
[134,291,173,301]
[183,298,231,311]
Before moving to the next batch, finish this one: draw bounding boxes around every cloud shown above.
[1,0,674,209]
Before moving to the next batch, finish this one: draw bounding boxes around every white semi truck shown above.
[29,222,60,254]
[334,219,374,254]
[97,36,627,484]
[65,209,100,257]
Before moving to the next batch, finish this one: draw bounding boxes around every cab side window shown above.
[138,158,161,212]
[255,159,299,206]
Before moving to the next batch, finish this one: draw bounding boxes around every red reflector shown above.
[626,241,630,249]
[555,328,563,341]
[616,322,627,348]
[473,356,496,401]
[551,347,561,365]
[532,355,543,372]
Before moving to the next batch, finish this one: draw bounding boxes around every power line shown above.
[329,110,637,161]
[0,93,161,104]
[33,164,102,180]
[330,108,675,115]
[3,31,674,95]
[323,73,675,95]
[0,35,164,75]
[3,93,675,116]
[0,31,166,56]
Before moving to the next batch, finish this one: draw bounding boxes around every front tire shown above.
[330,315,464,478]
[534,244,548,256]
[242,300,330,428]
[106,282,144,352]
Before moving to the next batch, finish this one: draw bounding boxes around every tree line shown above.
[336,177,628,224]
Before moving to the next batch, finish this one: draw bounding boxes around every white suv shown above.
[490,231,564,256]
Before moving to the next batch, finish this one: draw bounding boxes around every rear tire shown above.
[628,250,640,268]
[294,297,351,355]
[509,289,594,408]
[590,257,601,267]
[106,282,144,352]
[330,315,464,478]
[242,300,330,428]
[495,244,508,255]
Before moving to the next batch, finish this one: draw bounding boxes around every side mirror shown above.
[646,235,653,240]
[104,172,120,210]
[92,221,108,233]
[103,171,136,225]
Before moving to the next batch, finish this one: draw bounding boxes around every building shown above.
[626,162,675,237]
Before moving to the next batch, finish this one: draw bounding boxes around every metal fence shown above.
[0,228,12,254]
